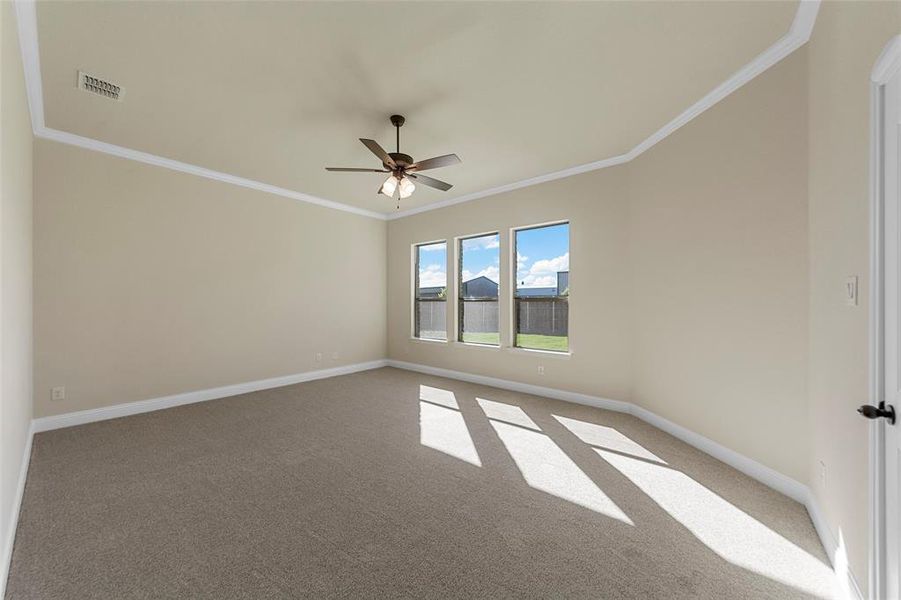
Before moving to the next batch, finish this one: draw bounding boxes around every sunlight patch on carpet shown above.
[490,420,632,524]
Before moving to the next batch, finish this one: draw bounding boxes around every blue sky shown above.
[515,223,569,289]
[460,233,500,285]
[417,223,569,289]
[417,242,447,288]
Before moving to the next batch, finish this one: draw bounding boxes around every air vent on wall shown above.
[77,71,123,101]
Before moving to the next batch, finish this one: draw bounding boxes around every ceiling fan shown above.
[326,115,461,208]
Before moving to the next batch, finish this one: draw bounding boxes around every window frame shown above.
[456,231,501,347]
[511,220,571,354]
[412,240,448,342]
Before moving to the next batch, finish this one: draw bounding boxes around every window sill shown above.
[453,341,501,350]
[410,337,448,344]
[506,347,572,358]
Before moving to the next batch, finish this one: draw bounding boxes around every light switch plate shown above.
[845,276,859,306]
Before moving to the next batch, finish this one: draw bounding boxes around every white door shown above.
[879,60,901,600]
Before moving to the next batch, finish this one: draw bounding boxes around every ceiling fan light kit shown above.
[326,114,461,209]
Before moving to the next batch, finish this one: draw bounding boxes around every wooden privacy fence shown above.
[415,299,446,338]
[416,298,568,337]
[460,299,499,334]
[515,298,568,336]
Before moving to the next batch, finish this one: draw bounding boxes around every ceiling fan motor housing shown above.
[387,153,414,170]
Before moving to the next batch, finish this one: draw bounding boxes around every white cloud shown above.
[419,264,447,287]
[529,252,569,276]
[516,252,529,270]
[518,252,568,288]
[519,275,557,287]
[420,243,446,252]
[461,235,500,252]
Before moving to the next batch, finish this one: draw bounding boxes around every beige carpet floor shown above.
[6,367,838,599]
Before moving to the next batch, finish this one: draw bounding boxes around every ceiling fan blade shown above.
[409,153,461,172]
[360,139,396,169]
[408,172,453,192]
[325,167,389,172]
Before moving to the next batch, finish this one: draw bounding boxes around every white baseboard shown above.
[32,360,388,433]
[806,489,865,600]
[5,358,861,599]
[1,420,34,597]
[386,359,861,599]
[4,360,389,590]
[389,360,804,499]
[387,359,633,414]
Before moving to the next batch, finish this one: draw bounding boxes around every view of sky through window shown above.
[460,234,500,286]
[516,223,569,291]
[417,242,447,290]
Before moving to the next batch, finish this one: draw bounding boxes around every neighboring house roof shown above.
[556,271,569,295]
[461,276,498,299]
[516,287,558,297]
[418,286,444,298]
[420,271,570,299]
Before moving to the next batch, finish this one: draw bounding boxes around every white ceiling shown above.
[35,1,799,214]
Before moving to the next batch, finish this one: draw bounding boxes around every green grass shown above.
[460,332,568,352]
[516,334,569,352]
[461,332,500,345]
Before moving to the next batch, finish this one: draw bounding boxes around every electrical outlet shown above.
[51,386,66,401]
[315,352,322,362]
[537,365,545,376]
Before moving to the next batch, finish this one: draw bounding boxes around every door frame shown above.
[869,34,901,600]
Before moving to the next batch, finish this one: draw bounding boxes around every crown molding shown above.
[14,0,819,222]
[35,127,387,220]
[388,0,820,220]
[12,0,386,221]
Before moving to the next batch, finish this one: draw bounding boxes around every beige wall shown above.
[33,140,386,418]
[387,166,633,402]
[629,51,810,483]
[18,1,900,593]
[388,50,810,483]
[0,0,34,586]
[807,2,901,593]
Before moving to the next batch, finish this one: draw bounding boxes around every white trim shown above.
[808,489,866,600]
[391,154,631,220]
[4,358,855,596]
[36,129,386,220]
[388,360,804,500]
[0,423,34,597]
[389,359,630,413]
[14,0,819,221]
[630,403,807,502]
[867,34,901,600]
[13,0,43,133]
[11,0,383,221]
[387,0,821,220]
[505,347,571,359]
[386,358,857,597]
[31,360,387,433]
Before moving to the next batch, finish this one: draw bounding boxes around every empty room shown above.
[2,1,901,598]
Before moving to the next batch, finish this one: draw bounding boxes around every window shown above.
[514,222,569,352]
[458,233,500,345]
[414,241,447,340]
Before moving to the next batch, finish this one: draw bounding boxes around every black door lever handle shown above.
[858,401,896,424]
